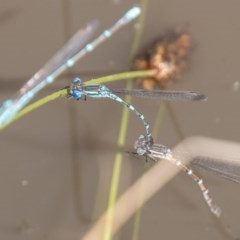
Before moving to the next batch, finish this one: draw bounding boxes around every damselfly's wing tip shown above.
[193,93,208,101]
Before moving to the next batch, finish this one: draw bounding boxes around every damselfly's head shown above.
[134,134,154,156]
[135,135,173,161]
[69,77,83,100]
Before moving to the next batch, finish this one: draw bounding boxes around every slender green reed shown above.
[103,1,148,239]
[0,70,155,131]
[129,1,149,240]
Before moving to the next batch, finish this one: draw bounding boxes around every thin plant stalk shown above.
[0,70,155,131]
[130,1,148,240]
[103,1,147,240]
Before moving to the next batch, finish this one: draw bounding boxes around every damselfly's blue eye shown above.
[72,77,81,84]
[72,90,82,100]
